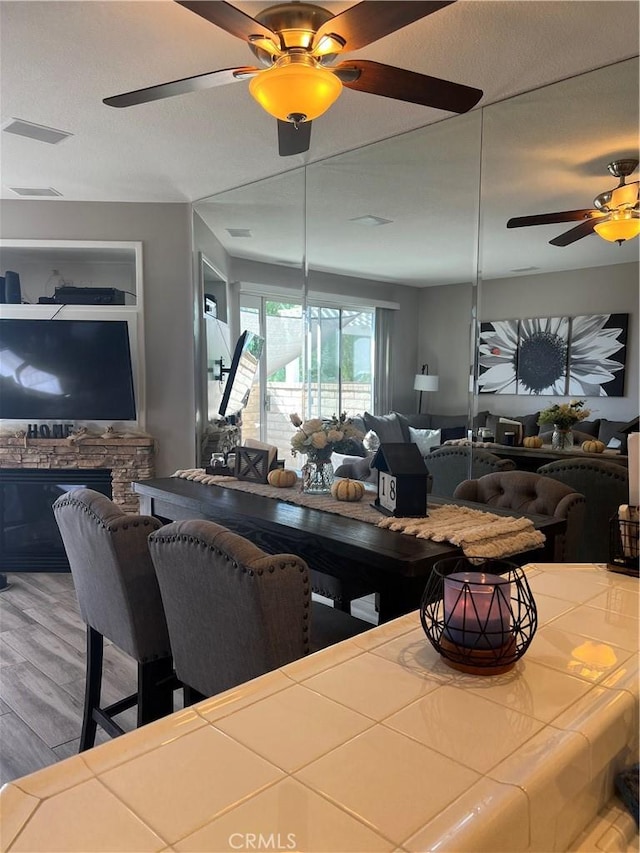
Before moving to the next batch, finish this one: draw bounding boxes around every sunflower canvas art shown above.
[478,319,520,394]
[478,313,629,397]
[478,317,571,395]
[517,316,570,395]
[568,314,628,397]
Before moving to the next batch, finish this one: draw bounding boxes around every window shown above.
[307,306,374,418]
[239,295,375,460]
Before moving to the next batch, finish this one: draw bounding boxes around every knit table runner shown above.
[172,469,546,560]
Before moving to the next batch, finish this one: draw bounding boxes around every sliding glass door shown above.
[307,306,374,418]
[240,296,374,459]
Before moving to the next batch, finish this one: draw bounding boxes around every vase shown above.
[301,456,334,494]
[551,425,574,451]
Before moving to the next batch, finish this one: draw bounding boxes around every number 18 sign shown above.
[378,471,397,513]
[372,443,429,518]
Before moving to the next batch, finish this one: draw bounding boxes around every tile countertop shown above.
[1,564,638,853]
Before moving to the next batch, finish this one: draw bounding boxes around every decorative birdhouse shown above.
[371,443,429,517]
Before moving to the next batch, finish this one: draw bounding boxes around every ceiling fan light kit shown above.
[507,158,639,247]
[593,209,640,244]
[104,1,482,156]
[249,54,342,123]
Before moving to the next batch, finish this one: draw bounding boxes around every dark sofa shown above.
[335,409,633,484]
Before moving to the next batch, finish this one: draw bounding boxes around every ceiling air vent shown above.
[9,186,63,197]
[350,215,393,227]
[226,228,252,238]
[2,119,73,144]
[510,266,540,273]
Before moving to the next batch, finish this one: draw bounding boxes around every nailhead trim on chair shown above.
[154,531,311,588]
[54,495,159,534]
[541,460,628,481]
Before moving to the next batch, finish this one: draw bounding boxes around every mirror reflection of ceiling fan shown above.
[507,159,640,246]
[103,0,483,156]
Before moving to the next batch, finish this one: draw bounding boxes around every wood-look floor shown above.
[0,572,377,786]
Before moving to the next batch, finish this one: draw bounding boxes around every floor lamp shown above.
[414,364,439,414]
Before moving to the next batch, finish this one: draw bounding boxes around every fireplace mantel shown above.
[0,433,155,512]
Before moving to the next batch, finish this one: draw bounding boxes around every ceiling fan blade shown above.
[549,218,599,247]
[507,209,596,228]
[335,60,482,113]
[278,120,312,157]
[175,1,280,47]
[314,1,455,53]
[103,66,259,108]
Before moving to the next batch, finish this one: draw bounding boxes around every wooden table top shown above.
[134,477,566,580]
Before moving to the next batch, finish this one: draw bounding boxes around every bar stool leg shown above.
[137,656,175,726]
[80,626,103,752]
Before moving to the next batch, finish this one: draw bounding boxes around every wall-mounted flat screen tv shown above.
[0,318,137,420]
[219,330,264,418]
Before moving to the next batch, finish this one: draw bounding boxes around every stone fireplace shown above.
[0,433,154,571]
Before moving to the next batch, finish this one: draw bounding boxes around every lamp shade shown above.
[593,209,640,243]
[414,373,439,392]
[249,56,342,122]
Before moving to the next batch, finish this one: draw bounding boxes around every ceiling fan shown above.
[103,0,483,156]
[507,159,640,246]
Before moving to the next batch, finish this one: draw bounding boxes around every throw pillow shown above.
[431,414,468,429]
[573,429,598,445]
[363,412,405,444]
[577,419,601,437]
[409,427,441,456]
[514,412,541,438]
[441,425,467,442]
[395,413,433,442]
[598,419,629,453]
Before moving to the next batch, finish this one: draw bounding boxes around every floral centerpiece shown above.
[289,412,364,460]
[538,399,591,450]
[538,399,591,429]
[289,412,364,494]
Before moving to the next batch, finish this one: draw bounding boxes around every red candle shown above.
[443,572,512,649]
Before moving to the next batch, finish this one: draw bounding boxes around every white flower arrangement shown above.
[289,412,364,459]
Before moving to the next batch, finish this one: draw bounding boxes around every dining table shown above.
[133,476,566,623]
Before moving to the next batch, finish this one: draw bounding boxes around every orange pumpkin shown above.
[523,436,544,448]
[267,468,297,488]
[582,439,606,454]
[331,478,365,502]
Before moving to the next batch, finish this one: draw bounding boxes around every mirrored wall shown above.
[193,56,638,472]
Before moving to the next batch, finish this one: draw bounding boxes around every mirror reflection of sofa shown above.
[334,410,634,561]
[335,410,633,484]
[334,411,473,483]
[334,411,627,497]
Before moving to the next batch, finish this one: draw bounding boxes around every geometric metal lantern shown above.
[420,557,538,675]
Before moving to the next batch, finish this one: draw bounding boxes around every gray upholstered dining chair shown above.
[53,488,176,751]
[537,458,629,562]
[453,470,586,561]
[425,446,516,498]
[148,519,372,703]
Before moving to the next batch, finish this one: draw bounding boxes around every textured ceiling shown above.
[1,1,639,284]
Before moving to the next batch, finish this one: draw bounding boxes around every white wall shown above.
[1,200,195,476]
[419,261,639,422]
